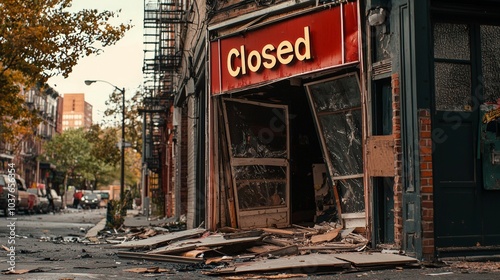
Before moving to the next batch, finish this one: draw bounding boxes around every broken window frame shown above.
[305,72,365,218]
[222,98,290,228]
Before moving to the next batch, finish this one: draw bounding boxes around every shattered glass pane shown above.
[481,25,500,102]
[319,110,363,176]
[434,62,471,111]
[308,75,361,112]
[307,74,364,215]
[433,23,470,60]
[225,100,287,158]
[337,178,365,213]
[233,165,287,210]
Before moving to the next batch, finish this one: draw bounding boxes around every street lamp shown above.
[84,80,126,204]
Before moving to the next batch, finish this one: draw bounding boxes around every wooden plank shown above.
[333,252,418,267]
[247,245,281,254]
[85,218,106,238]
[149,235,263,255]
[207,253,350,275]
[299,244,363,251]
[310,228,341,244]
[116,251,203,264]
[260,228,295,236]
[182,249,210,258]
[333,184,344,228]
[292,224,318,233]
[228,198,237,228]
[258,245,299,257]
[219,273,308,279]
[124,267,172,273]
[262,237,293,247]
[224,229,263,239]
[113,228,206,249]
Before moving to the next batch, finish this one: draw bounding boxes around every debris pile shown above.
[102,222,417,276]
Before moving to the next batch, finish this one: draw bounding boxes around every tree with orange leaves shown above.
[0,0,132,147]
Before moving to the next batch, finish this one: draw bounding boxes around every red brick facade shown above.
[392,73,435,259]
[392,73,403,248]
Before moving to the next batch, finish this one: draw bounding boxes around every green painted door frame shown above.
[397,0,432,259]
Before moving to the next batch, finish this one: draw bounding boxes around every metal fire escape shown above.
[141,0,186,215]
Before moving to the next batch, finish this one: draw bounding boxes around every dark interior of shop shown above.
[230,80,326,226]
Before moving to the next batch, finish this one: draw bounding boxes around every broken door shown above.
[305,73,365,225]
[222,98,290,228]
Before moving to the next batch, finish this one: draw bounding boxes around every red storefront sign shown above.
[210,2,359,95]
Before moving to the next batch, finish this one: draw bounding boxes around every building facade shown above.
[10,85,60,189]
[61,93,93,130]
[143,0,500,261]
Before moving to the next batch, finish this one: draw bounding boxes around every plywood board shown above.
[333,252,417,267]
[209,253,350,275]
[149,234,263,255]
[113,228,206,249]
[366,136,394,177]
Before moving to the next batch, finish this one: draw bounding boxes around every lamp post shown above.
[84,80,126,204]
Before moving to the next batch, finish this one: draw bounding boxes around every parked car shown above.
[0,174,18,216]
[0,173,35,215]
[14,176,37,214]
[81,193,100,209]
[95,191,109,208]
[38,188,62,213]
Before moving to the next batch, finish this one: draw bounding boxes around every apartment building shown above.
[61,93,93,130]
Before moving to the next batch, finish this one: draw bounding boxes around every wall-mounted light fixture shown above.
[368,7,387,26]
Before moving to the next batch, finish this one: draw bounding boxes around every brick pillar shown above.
[419,109,434,259]
[392,73,403,248]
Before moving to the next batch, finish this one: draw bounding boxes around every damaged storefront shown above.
[207,2,366,231]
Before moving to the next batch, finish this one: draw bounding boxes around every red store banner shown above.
[210,1,359,95]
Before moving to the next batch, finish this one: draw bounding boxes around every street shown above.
[0,210,499,280]
[0,209,209,280]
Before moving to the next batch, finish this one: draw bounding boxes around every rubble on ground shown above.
[75,218,419,276]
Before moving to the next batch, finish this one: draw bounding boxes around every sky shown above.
[48,0,144,124]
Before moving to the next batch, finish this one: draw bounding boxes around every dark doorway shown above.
[432,20,500,255]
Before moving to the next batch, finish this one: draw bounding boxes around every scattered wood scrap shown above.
[260,228,295,237]
[124,267,173,274]
[206,253,351,275]
[116,251,204,264]
[223,273,309,279]
[332,252,418,267]
[224,229,263,239]
[257,245,299,257]
[113,228,206,249]
[109,222,417,276]
[310,228,341,244]
[3,269,31,275]
[148,234,263,255]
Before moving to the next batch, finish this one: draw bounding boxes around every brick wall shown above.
[392,72,435,259]
[392,73,403,248]
[419,109,434,259]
